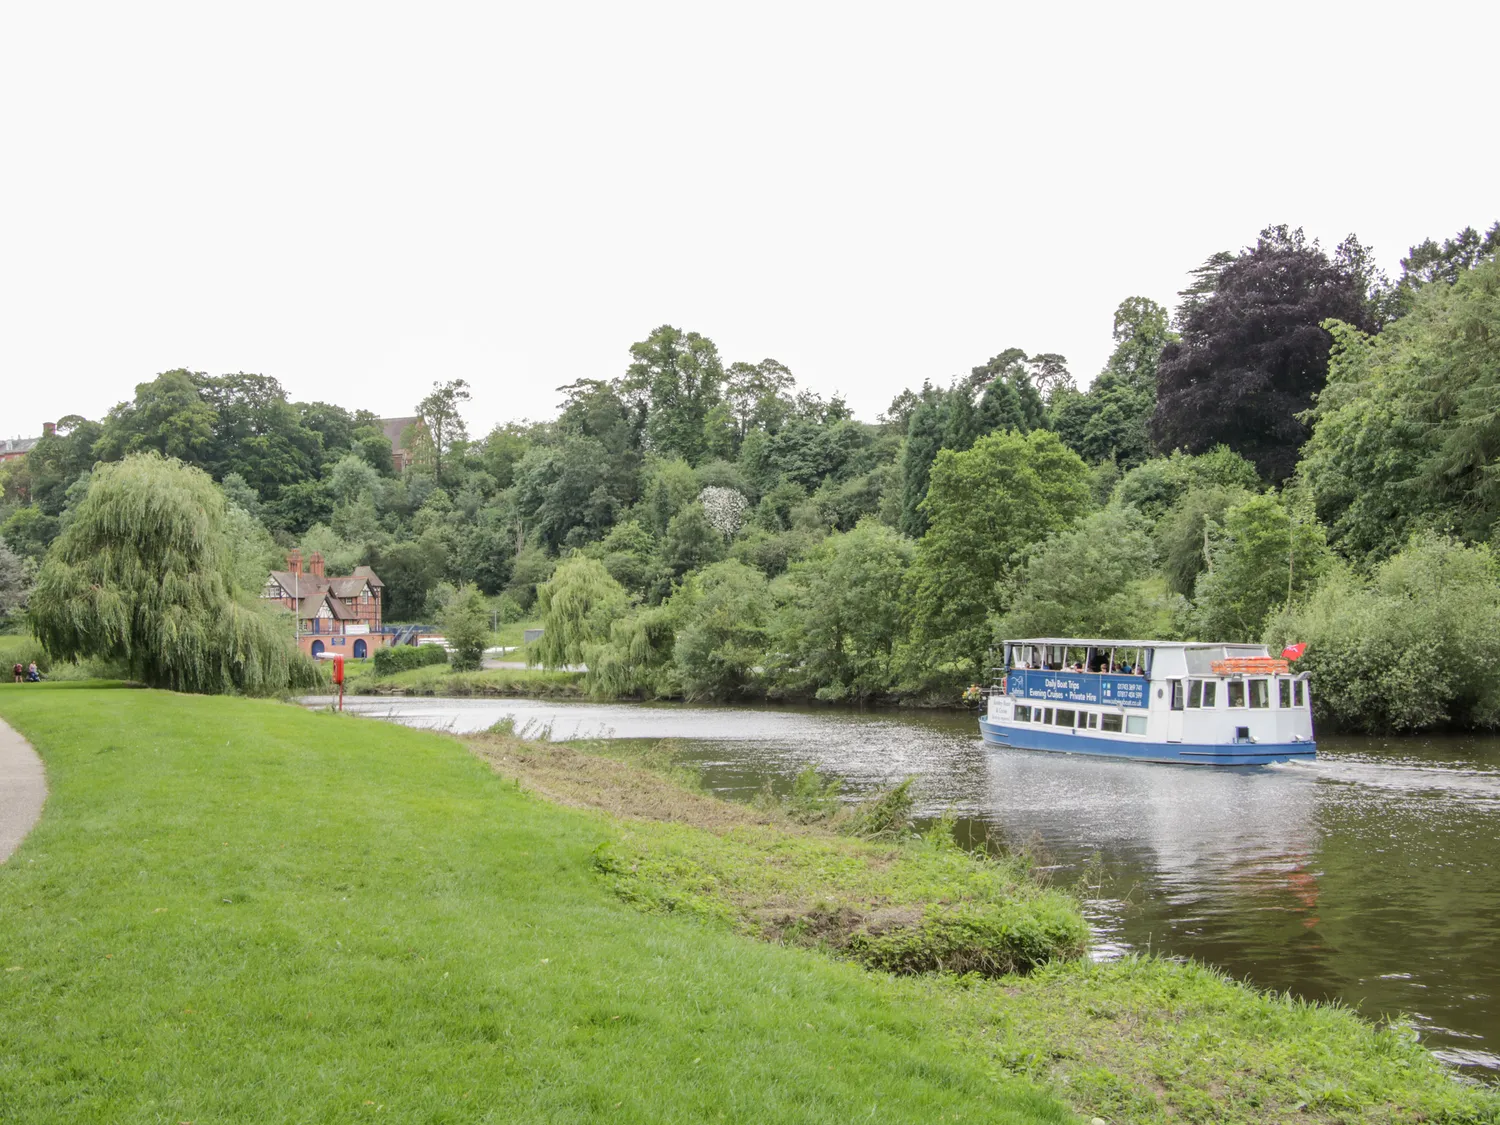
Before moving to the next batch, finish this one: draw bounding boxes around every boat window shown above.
[1278,679,1292,708]
[1202,681,1217,708]
[1294,680,1305,708]
[1043,708,1054,724]
[1086,712,1099,729]
[1169,680,1185,711]
[1033,708,1044,723]
[1125,714,1148,735]
[1248,679,1269,709]
[1187,681,1202,708]
[1101,713,1124,733]
[1227,681,1246,708]
[1055,709,1076,728]
[1014,705,1031,722]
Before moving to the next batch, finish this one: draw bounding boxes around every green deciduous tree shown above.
[1155,485,1255,597]
[660,502,726,580]
[95,370,218,466]
[1050,298,1175,469]
[904,430,1092,684]
[0,540,31,622]
[586,601,680,699]
[441,584,490,672]
[995,506,1173,640]
[769,520,914,701]
[27,453,316,694]
[1189,494,1329,642]
[1112,447,1261,525]
[415,379,472,483]
[671,560,772,700]
[624,325,725,464]
[1299,254,1500,560]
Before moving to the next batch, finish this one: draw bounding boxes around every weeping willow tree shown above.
[531,558,629,669]
[28,452,319,694]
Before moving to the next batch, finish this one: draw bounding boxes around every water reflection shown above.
[322,696,1500,1076]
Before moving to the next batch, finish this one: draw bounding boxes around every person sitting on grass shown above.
[26,662,40,683]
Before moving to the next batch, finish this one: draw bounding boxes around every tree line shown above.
[3,220,1498,730]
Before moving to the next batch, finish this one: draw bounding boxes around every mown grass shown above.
[489,619,543,651]
[348,664,586,698]
[473,731,1500,1124]
[0,686,1070,1124]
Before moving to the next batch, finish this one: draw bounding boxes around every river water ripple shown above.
[318,696,1500,1077]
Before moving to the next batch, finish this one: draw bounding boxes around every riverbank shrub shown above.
[842,778,916,840]
[371,641,449,675]
[439,583,488,671]
[1266,533,1500,731]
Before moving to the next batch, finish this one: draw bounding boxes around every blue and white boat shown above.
[979,638,1316,766]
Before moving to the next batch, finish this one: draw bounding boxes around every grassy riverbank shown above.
[1,687,1495,1123]
[471,731,1500,1124]
[0,685,1067,1124]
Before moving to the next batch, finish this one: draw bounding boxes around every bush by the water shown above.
[372,642,450,675]
[1267,533,1500,731]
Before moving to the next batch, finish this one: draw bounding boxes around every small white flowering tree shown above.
[699,486,749,540]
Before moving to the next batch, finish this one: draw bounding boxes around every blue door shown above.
[310,639,325,657]
[353,639,368,659]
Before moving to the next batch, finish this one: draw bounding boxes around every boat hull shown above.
[978,717,1315,767]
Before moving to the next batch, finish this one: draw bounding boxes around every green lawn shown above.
[0,686,1070,1124]
[490,619,543,651]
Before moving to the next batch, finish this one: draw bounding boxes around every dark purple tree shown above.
[1151,226,1374,482]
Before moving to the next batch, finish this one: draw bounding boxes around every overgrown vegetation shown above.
[4,221,1499,725]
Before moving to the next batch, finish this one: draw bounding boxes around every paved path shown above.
[0,718,46,863]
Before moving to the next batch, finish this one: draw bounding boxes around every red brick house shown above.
[262,549,388,659]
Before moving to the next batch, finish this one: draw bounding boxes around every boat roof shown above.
[1005,638,1265,649]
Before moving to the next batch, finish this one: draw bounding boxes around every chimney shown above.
[287,549,302,575]
[42,422,56,438]
[309,551,325,578]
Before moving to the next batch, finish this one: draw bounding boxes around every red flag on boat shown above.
[1281,643,1307,661]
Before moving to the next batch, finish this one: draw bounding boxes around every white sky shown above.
[2,2,1496,441]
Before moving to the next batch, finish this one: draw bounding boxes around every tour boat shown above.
[979,638,1316,766]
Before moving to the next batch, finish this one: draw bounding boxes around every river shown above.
[320,695,1500,1078]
